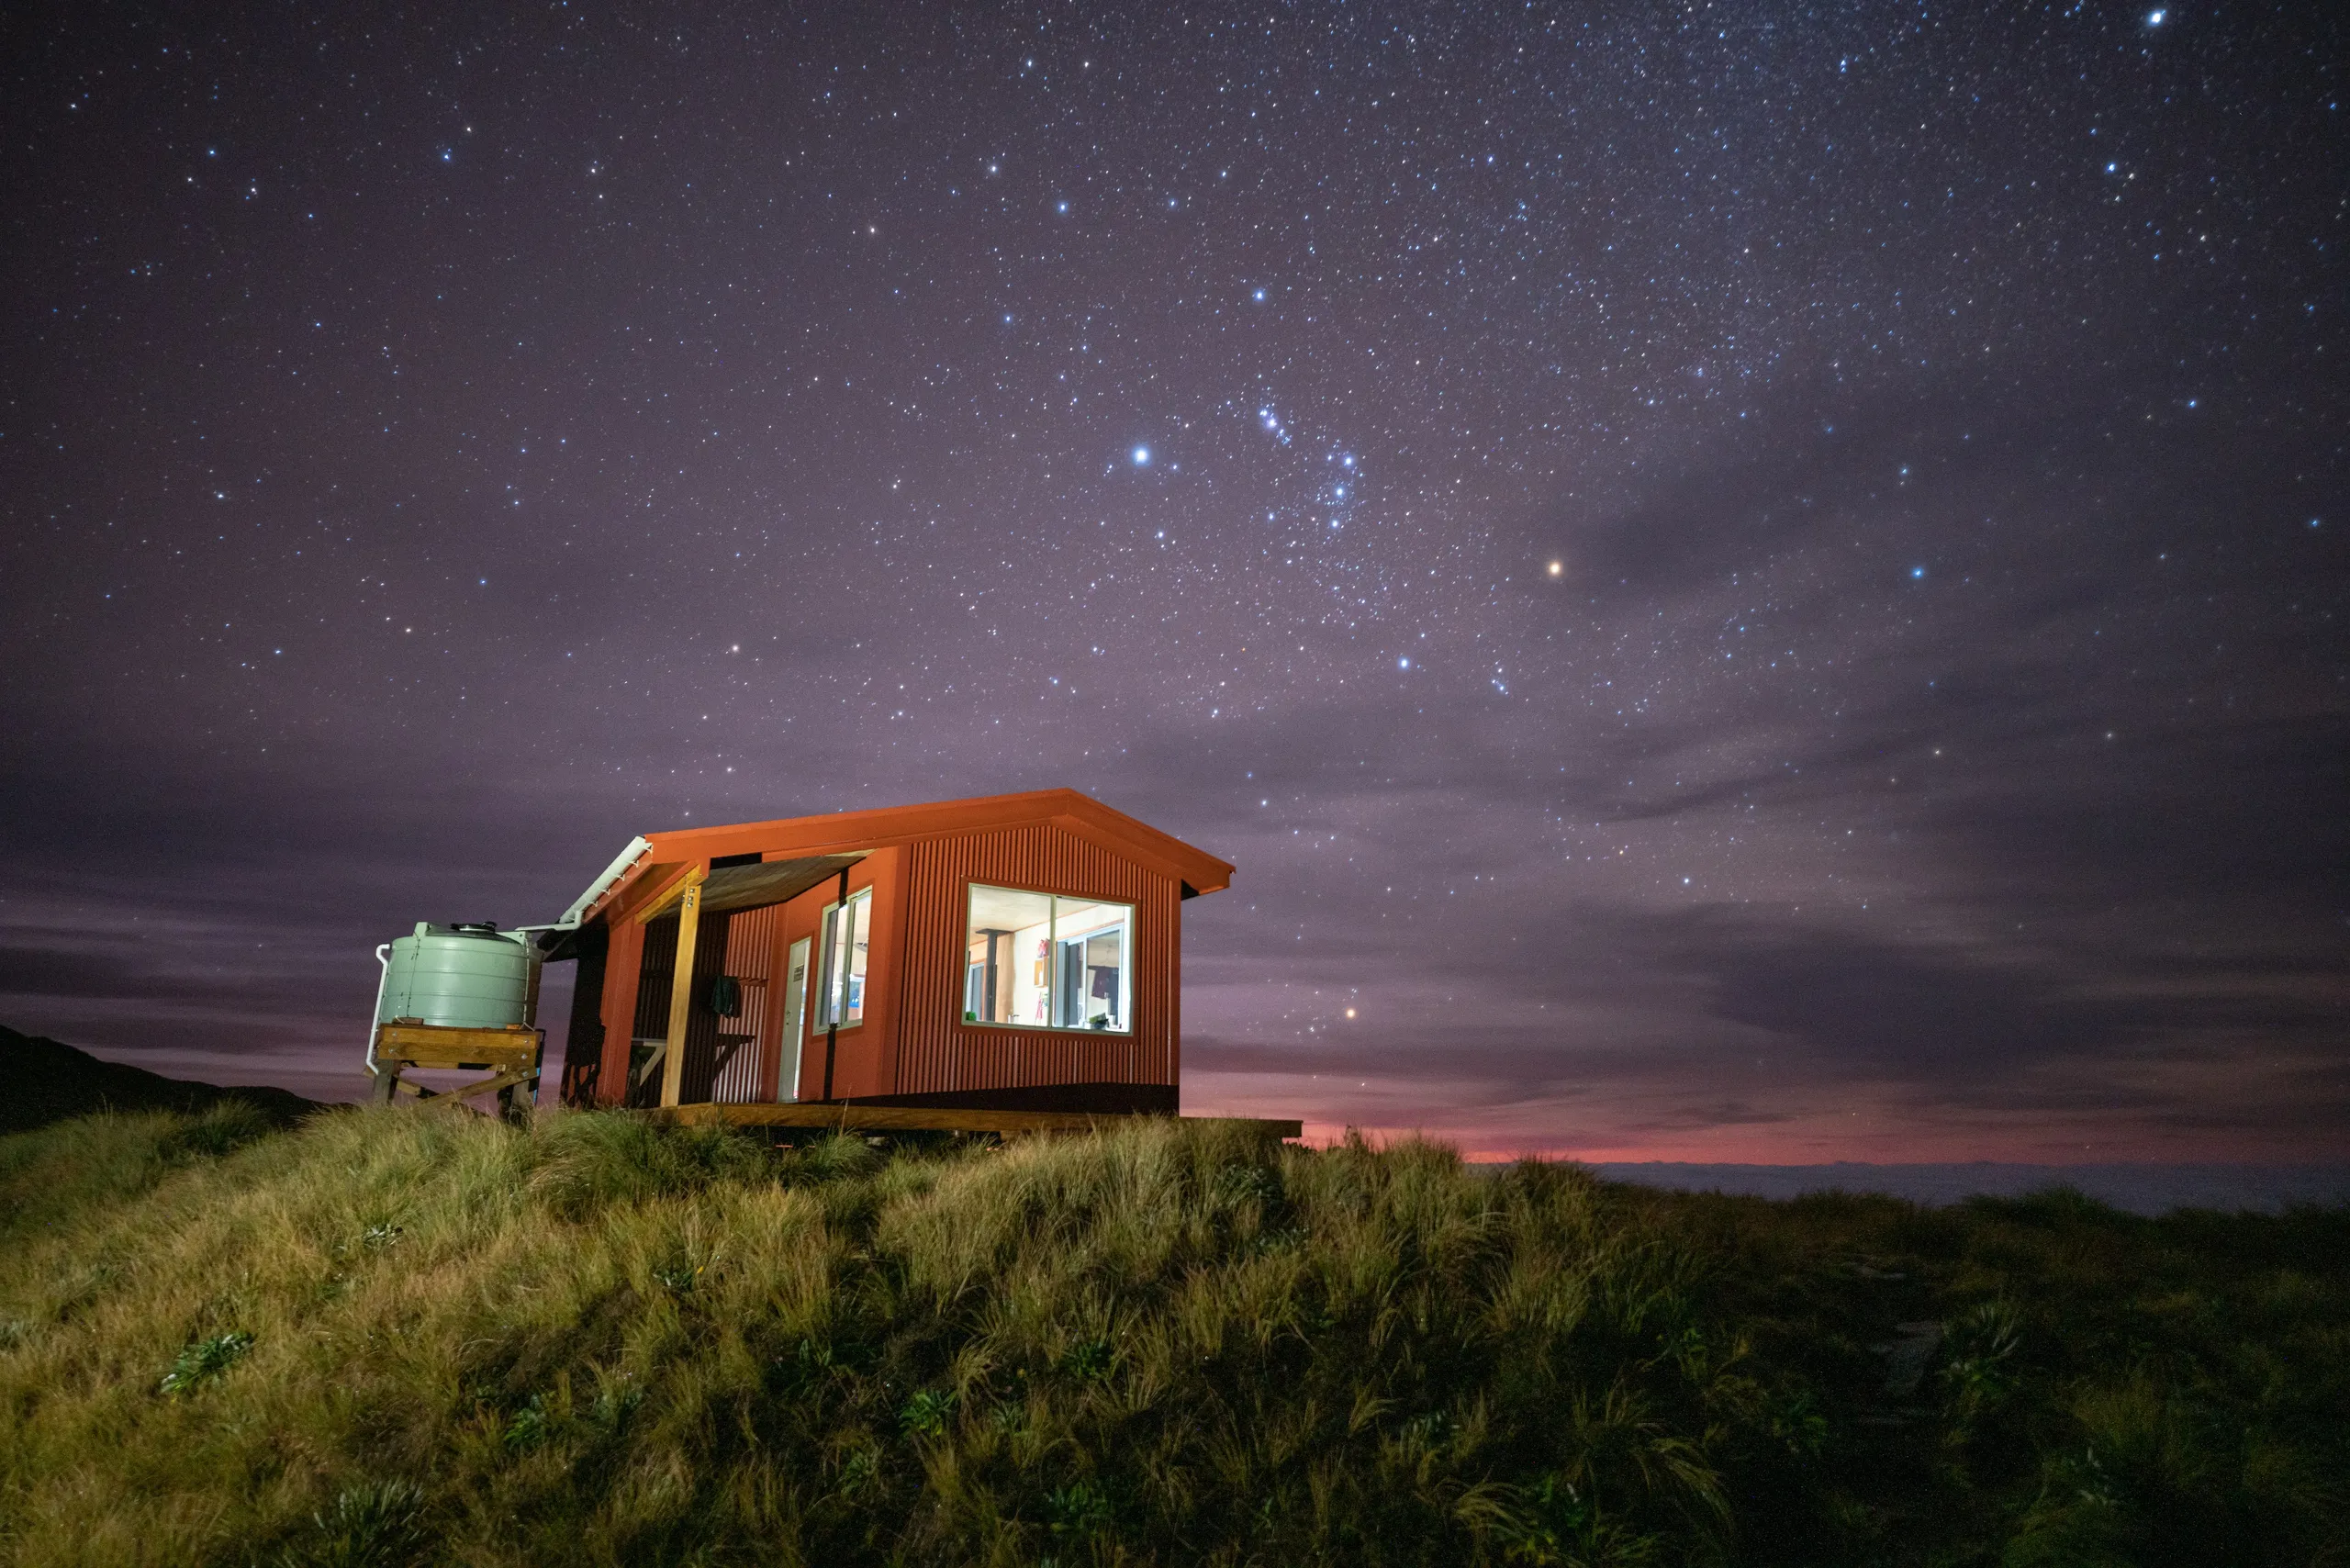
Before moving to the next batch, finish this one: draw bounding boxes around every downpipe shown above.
[364,943,392,1079]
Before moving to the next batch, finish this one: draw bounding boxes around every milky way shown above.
[4,2,2344,1159]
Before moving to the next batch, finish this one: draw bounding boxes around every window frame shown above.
[960,882,1135,1035]
[815,887,872,1030]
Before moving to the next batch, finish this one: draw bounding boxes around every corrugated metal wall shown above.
[558,924,610,1108]
[711,901,781,1103]
[591,919,645,1107]
[896,823,1180,1094]
[627,902,783,1105]
[632,913,688,1043]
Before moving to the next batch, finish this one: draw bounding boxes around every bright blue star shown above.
[1131,445,1150,465]
[2146,8,2165,25]
[1252,287,1266,301]
[1909,566,1926,579]
[1398,656,1411,669]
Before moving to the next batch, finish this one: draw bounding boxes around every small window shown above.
[817,889,871,1027]
[964,884,1132,1033]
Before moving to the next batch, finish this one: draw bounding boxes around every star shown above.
[6,0,2335,1170]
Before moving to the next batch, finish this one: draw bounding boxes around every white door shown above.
[778,936,811,1102]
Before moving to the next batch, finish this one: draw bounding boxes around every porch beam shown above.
[659,879,702,1108]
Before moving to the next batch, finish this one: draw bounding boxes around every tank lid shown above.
[402,922,527,944]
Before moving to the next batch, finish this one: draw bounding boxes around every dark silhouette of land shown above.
[1589,1159,2350,1215]
[0,1023,317,1134]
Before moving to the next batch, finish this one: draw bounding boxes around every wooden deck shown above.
[655,1102,1302,1139]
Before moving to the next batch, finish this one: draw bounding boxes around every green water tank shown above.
[375,923,540,1030]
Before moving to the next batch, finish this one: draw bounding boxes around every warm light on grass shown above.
[0,1104,2342,1563]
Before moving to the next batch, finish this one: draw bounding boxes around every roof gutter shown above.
[513,835,654,935]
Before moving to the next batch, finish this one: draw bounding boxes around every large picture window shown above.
[817,888,871,1027]
[964,884,1132,1032]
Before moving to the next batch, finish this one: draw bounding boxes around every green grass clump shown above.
[157,1329,255,1396]
[0,1108,2342,1565]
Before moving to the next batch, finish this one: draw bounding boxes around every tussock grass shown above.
[0,1109,2342,1565]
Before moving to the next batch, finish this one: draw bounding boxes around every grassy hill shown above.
[0,1107,2343,1566]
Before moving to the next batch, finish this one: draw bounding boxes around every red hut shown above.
[550,790,1234,1118]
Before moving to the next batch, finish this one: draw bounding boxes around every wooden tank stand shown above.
[370,1022,543,1120]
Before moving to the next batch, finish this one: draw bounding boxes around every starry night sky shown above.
[4,2,2344,1159]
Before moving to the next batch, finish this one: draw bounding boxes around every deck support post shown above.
[659,881,702,1108]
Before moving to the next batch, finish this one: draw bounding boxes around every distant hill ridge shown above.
[0,1023,317,1134]
[1586,1159,2350,1215]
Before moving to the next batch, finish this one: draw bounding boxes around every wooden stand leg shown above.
[371,1059,400,1104]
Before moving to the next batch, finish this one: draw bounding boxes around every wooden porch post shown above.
[660,882,701,1108]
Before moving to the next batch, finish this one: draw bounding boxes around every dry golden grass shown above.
[0,1105,2343,1566]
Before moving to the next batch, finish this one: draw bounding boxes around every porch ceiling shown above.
[697,852,869,916]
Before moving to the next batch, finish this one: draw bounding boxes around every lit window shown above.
[964,883,1132,1032]
[817,889,871,1027]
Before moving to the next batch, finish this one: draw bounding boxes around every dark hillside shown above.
[0,1022,317,1134]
